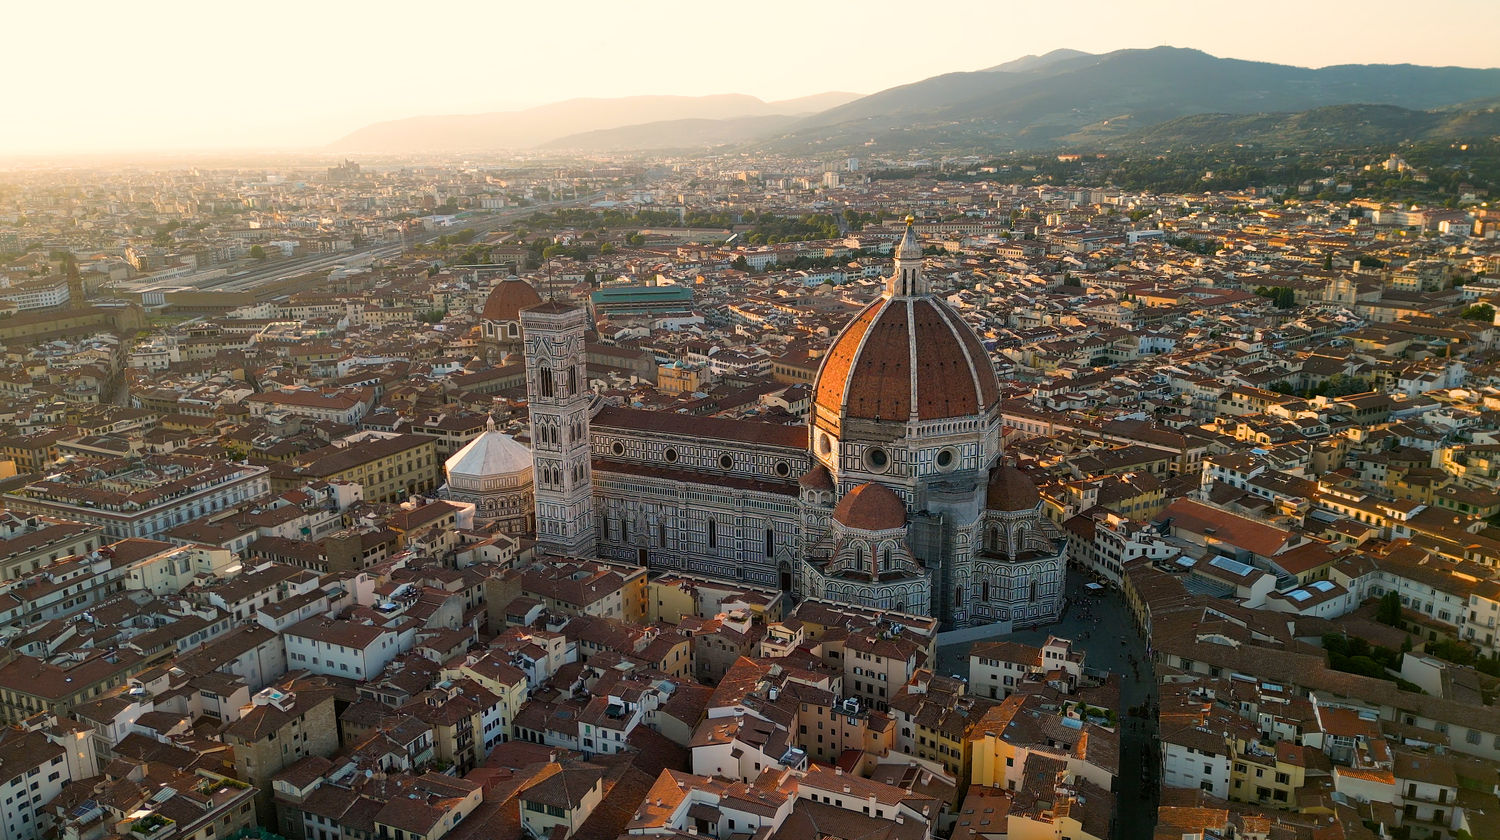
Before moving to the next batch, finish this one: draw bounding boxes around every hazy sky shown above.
[6,0,1497,155]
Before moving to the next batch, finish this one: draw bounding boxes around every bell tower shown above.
[521,301,596,557]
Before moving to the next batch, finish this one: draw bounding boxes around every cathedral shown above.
[513,218,1067,630]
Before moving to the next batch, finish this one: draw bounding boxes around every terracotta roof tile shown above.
[832,483,907,531]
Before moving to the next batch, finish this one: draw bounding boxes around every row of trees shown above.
[1461,303,1495,322]
[434,228,477,248]
[873,140,1495,204]
[1323,629,1432,692]
[1377,591,1500,678]
[1254,285,1297,309]
[1267,373,1372,398]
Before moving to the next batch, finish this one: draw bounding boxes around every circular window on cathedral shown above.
[719,454,734,470]
[664,447,678,463]
[864,447,890,473]
[936,447,957,471]
[816,432,833,456]
[611,441,625,456]
[775,461,791,477]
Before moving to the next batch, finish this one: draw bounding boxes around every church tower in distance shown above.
[521,300,597,557]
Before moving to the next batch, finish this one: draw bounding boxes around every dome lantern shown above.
[889,214,927,297]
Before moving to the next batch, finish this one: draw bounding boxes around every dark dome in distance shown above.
[482,279,543,322]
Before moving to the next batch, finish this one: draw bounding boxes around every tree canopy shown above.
[1460,303,1494,322]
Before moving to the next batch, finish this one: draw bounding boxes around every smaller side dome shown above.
[482,279,543,322]
[986,463,1040,512]
[799,463,835,492]
[832,483,907,531]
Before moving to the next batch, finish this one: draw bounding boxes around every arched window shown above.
[658,521,667,547]
[622,517,630,541]
[954,586,964,608]
[988,527,999,551]
[708,519,717,548]
[1029,580,1038,603]
[854,545,864,569]
[982,579,990,602]
[567,366,578,397]
[765,528,774,558]
[537,365,554,399]
[882,546,893,571]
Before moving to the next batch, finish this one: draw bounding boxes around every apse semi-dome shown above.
[832,482,908,531]
[482,279,543,322]
[985,463,1041,512]
[799,463,835,492]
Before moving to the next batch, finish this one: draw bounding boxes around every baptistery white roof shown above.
[445,419,532,478]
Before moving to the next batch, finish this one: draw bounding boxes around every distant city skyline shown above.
[6,0,1498,156]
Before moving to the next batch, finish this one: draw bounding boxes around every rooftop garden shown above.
[129,814,175,836]
[195,776,251,795]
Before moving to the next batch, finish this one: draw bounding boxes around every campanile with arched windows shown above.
[521,300,596,557]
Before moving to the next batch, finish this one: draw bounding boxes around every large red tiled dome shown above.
[812,296,999,435]
[482,279,543,322]
[832,482,907,531]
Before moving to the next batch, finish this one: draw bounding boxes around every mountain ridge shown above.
[329,92,860,153]
[984,48,1093,73]
[1091,101,1500,150]
[329,48,1500,154]
[539,115,802,152]
[773,47,1500,152]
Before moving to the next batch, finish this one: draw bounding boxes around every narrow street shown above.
[935,574,1159,835]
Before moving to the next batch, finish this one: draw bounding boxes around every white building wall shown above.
[1162,741,1230,798]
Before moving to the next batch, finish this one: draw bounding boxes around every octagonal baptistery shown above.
[810,218,1002,504]
[442,417,534,535]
